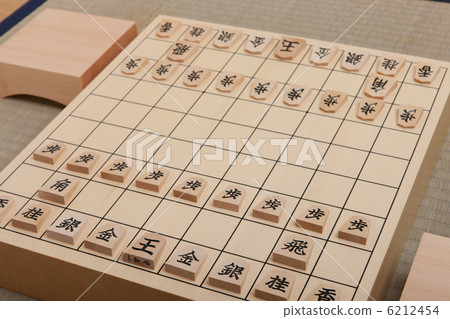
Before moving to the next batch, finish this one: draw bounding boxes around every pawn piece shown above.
[84,222,126,256]
[275,36,306,60]
[338,216,371,245]
[122,232,166,270]
[33,142,66,164]
[213,29,242,49]
[357,97,385,121]
[121,56,149,75]
[151,59,179,81]
[46,211,89,245]
[216,72,244,92]
[245,34,273,54]
[183,66,211,87]
[212,185,246,212]
[173,176,207,203]
[11,203,51,233]
[66,151,99,174]
[164,244,207,280]
[255,269,295,301]
[252,196,286,223]
[250,79,277,100]
[341,50,369,71]
[296,204,330,233]
[364,74,397,99]
[283,85,311,107]
[397,105,424,128]
[101,160,132,183]
[305,283,341,301]
[185,24,212,43]
[135,167,169,192]
[272,234,313,270]
[208,257,250,293]
[167,41,198,62]
[38,174,79,205]
[155,19,181,38]
[0,195,14,221]
[309,45,338,65]
[377,55,405,77]
[414,62,440,84]
[319,89,348,113]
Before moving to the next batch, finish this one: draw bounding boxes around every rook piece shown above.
[0,195,15,221]
[155,19,181,38]
[66,151,99,174]
[173,176,207,203]
[101,160,132,183]
[283,84,311,107]
[245,34,273,54]
[46,212,89,245]
[364,74,397,99]
[185,24,212,43]
[319,89,348,113]
[151,59,179,81]
[255,269,295,301]
[357,97,385,121]
[397,105,424,128]
[212,185,246,212]
[122,232,166,270]
[167,40,198,62]
[341,49,369,71]
[11,203,51,233]
[272,234,314,270]
[121,55,148,75]
[38,174,79,205]
[33,142,66,164]
[296,204,330,233]
[305,283,341,301]
[164,244,207,280]
[213,29,242,49]
[252,196,286,223]
[84,222,126,256]
[216,71,244,93]
[338,216,371,245]
[275,36,306,60]
[377,55,405,76]
[310,45,338,65]
[250,79,277,100]
[208,257,250,293]
[414,62,440,84]
[183,66,211,87]
[135,167,169,192]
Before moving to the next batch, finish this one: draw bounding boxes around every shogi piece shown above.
[377,55,405,76]
[250,79,277,100]
[164,244,207,280]
[155,19,181,38]
[283,85,311,107]
[216,72,244,92]
[319,89,348,113]
[101,160,132,183]
[341,49,369,71]
[121,55,149,75]
[272,234,314,270]
[84,222,126,256]
[208,257,250,293]
[183,66,211,87]
[0,8,137,105]
[212,185,246,212]
[296,204,330,233]
[46,212,89,245]
[135,167,169,192]
[338,216,371,245]
[305,283,341,301]
[255,269,295,301]
[166,40,198,62]
[252,196,286,223]
[122,232,166,270]
[66,151,99,174]
[173,176,207,203]
[11,203,51,233]
[397,105,424,129]
[33,142,66,164]
[0,195,15,221]
[151,59,179,81]
[245,34,273,54]
[274,36,306,60]
[357,97,385,121]
[364,74,397,99]
[38,174,79,205]
[213,29,242,49]
[414,61,440,84]
[185,24,212,43]
[309,45,338,65]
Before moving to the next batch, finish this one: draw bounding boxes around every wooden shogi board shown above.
[0,15,449,301]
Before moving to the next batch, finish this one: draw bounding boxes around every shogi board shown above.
[0,15,449,301]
